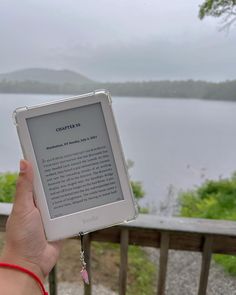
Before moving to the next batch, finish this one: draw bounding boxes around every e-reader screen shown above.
[26,103,123,219]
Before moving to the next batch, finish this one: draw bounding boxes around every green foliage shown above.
[199,0,236,19]
[139,207,149,214]
[0,172,17,203]
[179,173,236,275]
[130,181,145,201]
[199,0,236,30]
[126,159,146,212]
[131,180,148,213]
[179,174,236,220]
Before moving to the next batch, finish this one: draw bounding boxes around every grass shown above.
[92,242,156,294]
[127,245,156,295]
[214,255,236,276]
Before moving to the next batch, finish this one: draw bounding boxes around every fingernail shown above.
[20,160,27,172]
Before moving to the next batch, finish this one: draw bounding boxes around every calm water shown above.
[1,94,236,211]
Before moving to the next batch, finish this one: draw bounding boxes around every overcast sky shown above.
[1,0,236,81]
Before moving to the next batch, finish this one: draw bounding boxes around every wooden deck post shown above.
[83,234,92,295]
[49,265,57,295]
[157,232,170,295]
[119,228,129,295]
[198,235,213,295]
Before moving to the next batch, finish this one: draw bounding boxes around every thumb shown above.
[13,160,35,214]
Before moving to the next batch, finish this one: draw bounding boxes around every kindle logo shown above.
[82,216,98,224]
[56,123,81,132]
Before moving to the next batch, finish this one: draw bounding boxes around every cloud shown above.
[58,34,236,81]
[0,0,235,81]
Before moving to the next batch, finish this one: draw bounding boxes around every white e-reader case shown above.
[13,90,138,241]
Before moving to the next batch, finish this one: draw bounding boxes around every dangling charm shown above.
[79,233,90,285]
[81,267,89,285]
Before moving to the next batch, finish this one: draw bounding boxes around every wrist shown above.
[0,266,43,295]
[0,250,45,282]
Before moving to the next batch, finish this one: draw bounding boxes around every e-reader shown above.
[13,90,138,241]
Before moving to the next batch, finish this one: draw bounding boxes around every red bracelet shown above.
[0,262,48,295]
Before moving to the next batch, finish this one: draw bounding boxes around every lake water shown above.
[1,94,236,213]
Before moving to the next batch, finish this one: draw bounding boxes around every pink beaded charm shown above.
[81,268,89,285]
[79,233,90,285]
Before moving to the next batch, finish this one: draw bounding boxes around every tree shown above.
[199,0,236,30]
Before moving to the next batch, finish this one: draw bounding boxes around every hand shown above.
[1,160,62,281]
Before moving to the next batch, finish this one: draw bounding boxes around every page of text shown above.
[27,103,123,218]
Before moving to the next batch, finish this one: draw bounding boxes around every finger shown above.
[13,160,35,213]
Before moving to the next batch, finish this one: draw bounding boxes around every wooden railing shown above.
[1,202,236,295]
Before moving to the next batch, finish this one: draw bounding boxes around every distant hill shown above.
[0,68,235,101]
[0,68,94,85]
